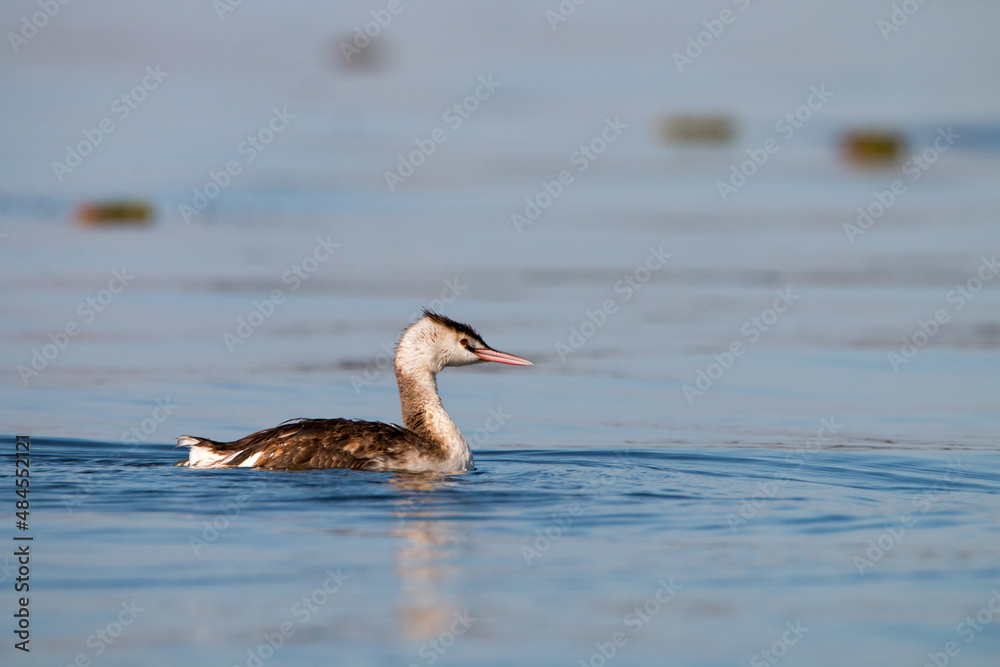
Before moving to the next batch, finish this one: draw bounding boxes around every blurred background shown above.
[3,0,997,443]
[2,2,1000,665]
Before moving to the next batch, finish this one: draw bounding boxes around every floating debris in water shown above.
[841,129,906,168]
[332,33,390,72]
[76,200,153,227]
[660,115,735,144]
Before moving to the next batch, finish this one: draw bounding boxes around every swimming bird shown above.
[177,310,531,472]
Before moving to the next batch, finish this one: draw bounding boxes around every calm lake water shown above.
[3,1,1000,665]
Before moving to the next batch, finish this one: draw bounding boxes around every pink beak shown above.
[472,347,533,366]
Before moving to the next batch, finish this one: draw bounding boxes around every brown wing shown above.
[200,418,442,471]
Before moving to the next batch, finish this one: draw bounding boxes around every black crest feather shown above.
[421,309,485,344]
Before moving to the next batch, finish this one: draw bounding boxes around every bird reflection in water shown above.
[389,473,469,641]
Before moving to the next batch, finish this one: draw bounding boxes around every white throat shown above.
[394,320,474,470]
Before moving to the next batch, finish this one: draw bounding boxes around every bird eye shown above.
[460,338,469,347]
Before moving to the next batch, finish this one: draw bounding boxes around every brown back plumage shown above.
[188,418,443,471]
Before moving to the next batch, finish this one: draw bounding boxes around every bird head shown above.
[395,310,533,375]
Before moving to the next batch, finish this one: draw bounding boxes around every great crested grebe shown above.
[177,310,532,472]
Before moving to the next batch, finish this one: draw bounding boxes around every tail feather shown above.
[177,435,239,468]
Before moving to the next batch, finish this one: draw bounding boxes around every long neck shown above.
[395,364,468,455]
